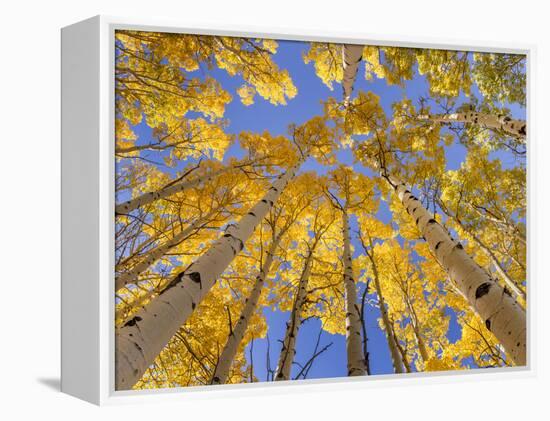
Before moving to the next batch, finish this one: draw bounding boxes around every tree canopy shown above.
[114,30,526,390]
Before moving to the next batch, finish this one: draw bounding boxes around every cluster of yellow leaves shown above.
[416,50,472,97]
[306,43,478,99]
[363,46,416,85]
[302,42,343,90]
[213,37,297,106]
[472,53,526,107]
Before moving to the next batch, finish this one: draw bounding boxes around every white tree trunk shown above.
[342,44,363,106]
[275,250,314,381]
[405,297,429,363]
[115,211,214,292]
[447,212,526,301]
[342,210,367,376]
[115,158,305,389]
[357,227,405,373]
[371,267,405,373]
[115,167,232,215]
[211,236,282,385]
[373,163,526,366]
[418,112,526,140]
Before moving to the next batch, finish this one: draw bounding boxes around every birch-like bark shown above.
[357,229,405,373]
[115,167,232,215]
[404,297,429,363]
[441,208,526,300]
[211,235,282,385]
[371,160,526,366]
[115,158,305,389]
[372,269,405,373]
[275,249,314,381]
[418,112,527,140]
[342,210,367,376]
[115,211,214,292]
[342,44,363,106]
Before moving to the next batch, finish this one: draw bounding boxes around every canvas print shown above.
[114,30,527,391]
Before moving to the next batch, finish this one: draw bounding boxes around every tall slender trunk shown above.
[342,44,363,106]
[405,297,429,363]
[115,158,305,389]
[392,323,412,373]
[115,156,268,214]
[357,229,405,373]
[115,167,231,215]
[418,112,526,140]
[115,211,215,291]
[211,235,282,385]
[342,210,366,376]
[275,249,314,381]
[372,272,406,373]
[372,160,526,366]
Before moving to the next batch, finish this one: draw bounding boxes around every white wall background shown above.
[0,0,547,419]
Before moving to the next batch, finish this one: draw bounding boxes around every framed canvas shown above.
[61,15,532,405]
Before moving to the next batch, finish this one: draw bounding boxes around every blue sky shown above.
[119,38,525,382]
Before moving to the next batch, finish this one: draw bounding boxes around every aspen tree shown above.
[326,167,374,376]
[116,158,267,214]
[369,156,526,365]
[356,225,405,373]
[212,235,282,385]
[115,211,215,291]
[342,44,363,106]
[275,248,314,381]
[340,58,526,364]
[274,199,334,380]
[418,112,526,140]
[211,177,314,384]
[115,154,305,389]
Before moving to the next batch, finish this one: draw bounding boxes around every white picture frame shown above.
[61,15,534,405]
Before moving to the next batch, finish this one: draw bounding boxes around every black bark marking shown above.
[212,376,220,384]
[455,242,464,250]
[248,212,256,217]
[503,286,512,297]
[161,271,184,293]
[485,319,491,331]
[223,233,244,251]
[435,241,443,250]
[191,302,196,310]
[427,218,437,225]
[475,282,492,299]
[519,125,526,136]
[134,342,144,355]
[188,272,202,288]
[123,316,142,327]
